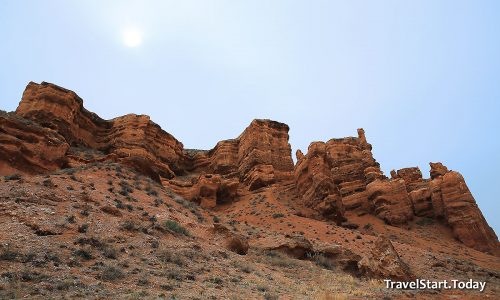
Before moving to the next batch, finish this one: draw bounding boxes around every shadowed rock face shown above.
[1,81,498,255]
[293,142,345,224]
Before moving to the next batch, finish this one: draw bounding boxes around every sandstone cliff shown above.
[1,81,497,255]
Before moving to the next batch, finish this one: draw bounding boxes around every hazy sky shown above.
[1,1,499,234]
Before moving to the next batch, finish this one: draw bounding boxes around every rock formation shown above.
[429,168,498,254]
[366,179,414,225]
[358,237,414,280]
[0,111,68,174]
[0,81,498,255]
[16,82,186,180]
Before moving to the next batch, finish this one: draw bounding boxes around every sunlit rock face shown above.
[429,168,499,254]
[16,82,187,179]
[0,111,68,174]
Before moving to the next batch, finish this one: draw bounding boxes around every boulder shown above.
[358,237,414,280]
[261,235,314,259]
[211,224,249,255]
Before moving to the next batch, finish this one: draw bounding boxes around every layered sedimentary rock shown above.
[0,111,69,174]
[429,166,498,254]
[164,120,294,203]
[293,143,345,223]
[392,167,434,217]
[1,81,498,255]
[204,140,240,175]
[15,82,186,179]
[366,179,414,225]
[293,129,383,223]
[185,119,294,191]
[169,174,239,208]
[238,120,293,171]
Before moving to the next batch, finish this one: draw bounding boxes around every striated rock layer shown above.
[0,111,68,174]
[1,81,498,255]
[430,168,498,254]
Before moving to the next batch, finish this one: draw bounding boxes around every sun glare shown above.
[122,28,143,47]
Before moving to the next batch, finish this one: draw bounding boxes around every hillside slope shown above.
[0,82,498,299]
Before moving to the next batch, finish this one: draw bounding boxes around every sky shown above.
[1,1,499,234]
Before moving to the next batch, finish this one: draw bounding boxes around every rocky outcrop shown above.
[204,139,240,175]
[0,111,69,174]
[366,179,414,225]
[242,164,275,191]
[2,81,498,255]
[294,142,345,223]
[429,162,449,179]
[210,224,249,255]
[358,237,414,280]
[293,129,384,223]
[259,235,314,259]
[164,174,239,209]
[236,119,294,189]
[15,82,187,179]
[186,119,294,191]
[391,167,434,218]
[430,168,499,254]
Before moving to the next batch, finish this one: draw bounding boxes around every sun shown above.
[122,28,143,48]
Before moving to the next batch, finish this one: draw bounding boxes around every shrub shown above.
[166,269,184,281]
[272,213,285,219]
[146,187,158,197]
[416,217,435,226]
[42,178,54,187]
[100,266,125,281]
[115,200,125,209]
[66,215,76,224]
[173,195,195,210]
[102,246,118,259]
[154,198,163,207]
[0,247,19,261]
[363,223,373,230]
[207,277,223,285]
[120,220,138,231]
[157,249,186,266]
[19,271,48,282]
[64,168,76,175]
[264,293,279,300]
[4,174,21,181]
[73,249,93,260]
[137,278,149,286]
[78,224,89,233]
[262,250,299,268]
[309,252,335,270]
[164,220,190,236]
[233,261,253,273]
